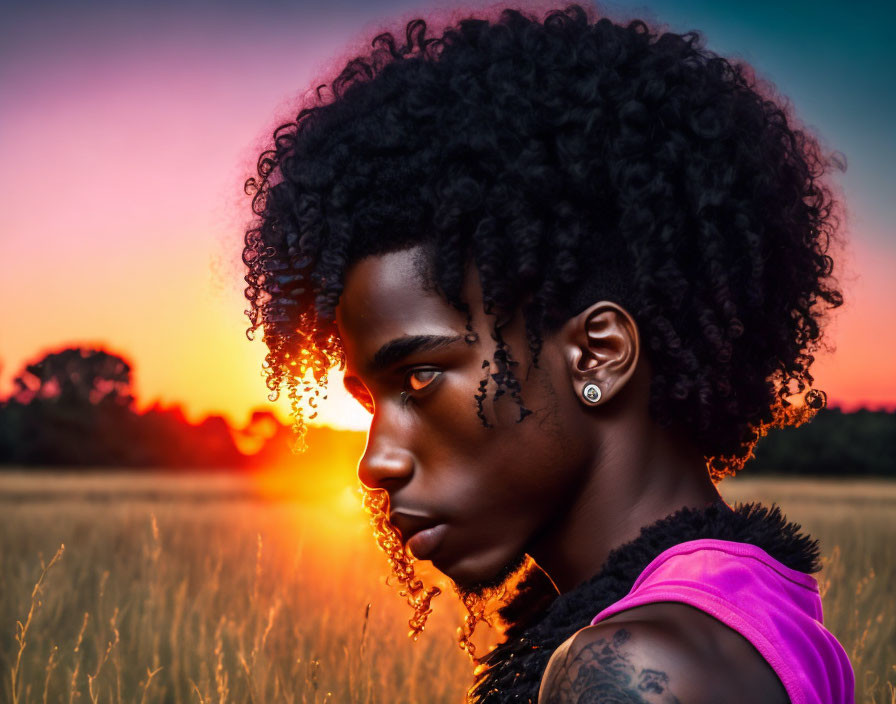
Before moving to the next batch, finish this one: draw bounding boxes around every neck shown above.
[528,405,722,594]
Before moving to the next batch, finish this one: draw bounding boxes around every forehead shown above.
[334,246,469,369]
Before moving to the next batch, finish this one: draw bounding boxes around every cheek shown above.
[486,377,592,505]
[433,389,583,499]
[497,420,588,503]
[413,358,588,494]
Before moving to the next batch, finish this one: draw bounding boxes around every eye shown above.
[405,368,441,393]
[400,368,443,406]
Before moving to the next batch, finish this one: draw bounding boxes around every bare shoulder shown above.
[537,619,690,704]
[537,603,789,704]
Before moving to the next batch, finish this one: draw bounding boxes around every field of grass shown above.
[1,471,894,703]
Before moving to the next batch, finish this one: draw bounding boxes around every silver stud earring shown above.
[582,383,602,404]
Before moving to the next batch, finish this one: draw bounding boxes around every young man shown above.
[242,5,854,702]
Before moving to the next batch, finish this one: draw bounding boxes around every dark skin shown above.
[333,244,788,703]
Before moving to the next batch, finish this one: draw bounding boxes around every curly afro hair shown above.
[243,3,845,479]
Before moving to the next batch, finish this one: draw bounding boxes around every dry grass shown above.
[723,476,896,702]
[1,471,893,703]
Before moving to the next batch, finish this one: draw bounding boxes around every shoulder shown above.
[537,603,789,704]
[537,617,694,704]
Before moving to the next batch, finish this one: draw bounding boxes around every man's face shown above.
[334,245,593,593]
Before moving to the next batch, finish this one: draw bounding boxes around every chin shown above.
[447,549,530,600]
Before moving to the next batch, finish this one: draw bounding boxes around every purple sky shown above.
[1,0,893,429]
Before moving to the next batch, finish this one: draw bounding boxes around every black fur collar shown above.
[467,501,820,703]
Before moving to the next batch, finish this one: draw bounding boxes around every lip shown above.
[406,523,448,560]
[389,510,447,559]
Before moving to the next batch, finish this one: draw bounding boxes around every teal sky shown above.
[618,0,895,244]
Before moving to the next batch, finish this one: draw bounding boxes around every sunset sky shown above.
[1,0,894,432]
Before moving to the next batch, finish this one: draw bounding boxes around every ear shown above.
[560,301,640,406]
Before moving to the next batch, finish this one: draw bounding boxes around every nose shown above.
[357,445,414,490]
[357,417,414,490]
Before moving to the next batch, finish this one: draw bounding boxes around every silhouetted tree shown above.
[1,347,135,464]
[11,347,134,408]
[0,346,246,468]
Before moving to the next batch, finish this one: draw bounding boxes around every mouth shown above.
[389,510,449,560]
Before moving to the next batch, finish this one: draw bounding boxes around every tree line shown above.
[0,346,364,472]
[1,346,893,476]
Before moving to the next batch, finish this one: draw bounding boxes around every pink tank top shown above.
[590,539,854,704]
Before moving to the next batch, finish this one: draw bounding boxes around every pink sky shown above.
[1,2,894,432]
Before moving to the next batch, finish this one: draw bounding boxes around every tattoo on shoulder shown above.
[540,628,681,704]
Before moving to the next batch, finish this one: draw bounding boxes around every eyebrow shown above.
[368,333,465,375]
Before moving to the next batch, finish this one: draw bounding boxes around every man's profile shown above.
[241,4,854,702]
